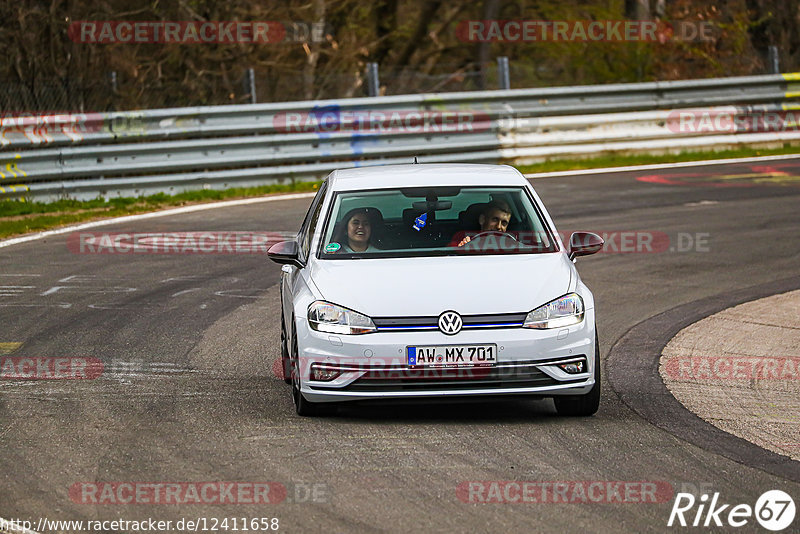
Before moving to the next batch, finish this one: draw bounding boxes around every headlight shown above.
[307,301,377,335]
[523,293,584,329]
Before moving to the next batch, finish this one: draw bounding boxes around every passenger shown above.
[332,208,379,253]
[451,200,512,247]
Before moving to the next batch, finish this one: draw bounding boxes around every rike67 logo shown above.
[668,490,795,531]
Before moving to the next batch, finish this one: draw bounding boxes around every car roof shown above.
[327,164,529,191]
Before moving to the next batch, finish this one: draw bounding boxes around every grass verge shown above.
[515,145,800,174]
[0,181,321,239]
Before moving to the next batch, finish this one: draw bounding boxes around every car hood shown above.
[308,253,573,316]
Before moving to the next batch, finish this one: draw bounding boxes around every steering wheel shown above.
[461,230,522,251]
[470,230,518,242]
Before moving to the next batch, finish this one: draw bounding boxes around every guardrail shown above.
[2,73,800,201]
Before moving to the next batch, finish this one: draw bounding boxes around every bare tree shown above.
[303,0,326,100]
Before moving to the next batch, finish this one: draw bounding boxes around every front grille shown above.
[309,361,586,392]
[373,312,527,331]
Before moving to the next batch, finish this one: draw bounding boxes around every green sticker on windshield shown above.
[325,242,341,253]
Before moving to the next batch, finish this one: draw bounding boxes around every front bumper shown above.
[295,309,596,403]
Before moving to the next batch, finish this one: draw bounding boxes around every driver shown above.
[452,200,512,247]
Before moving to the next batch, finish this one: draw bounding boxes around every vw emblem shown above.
[438,311,463,335]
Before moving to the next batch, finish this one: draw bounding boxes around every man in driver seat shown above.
[453,200,512,247]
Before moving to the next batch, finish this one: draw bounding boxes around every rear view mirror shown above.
[568,232,604,260]
[412,200,452,211]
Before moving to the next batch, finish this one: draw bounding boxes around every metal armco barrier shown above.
[2,73,800,201]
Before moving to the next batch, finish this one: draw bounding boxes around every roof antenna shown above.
[413,156,419,164]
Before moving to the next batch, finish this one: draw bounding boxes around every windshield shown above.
[317,186,559,258]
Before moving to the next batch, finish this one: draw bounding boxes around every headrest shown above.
[458,202,488,230]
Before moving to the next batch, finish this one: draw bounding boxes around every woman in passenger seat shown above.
[333,208,380,253]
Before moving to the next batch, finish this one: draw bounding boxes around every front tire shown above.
[290,322,335,417]
[553,333,601,417]
[280,312,291,384]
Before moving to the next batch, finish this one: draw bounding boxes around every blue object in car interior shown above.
[413,213,427,231]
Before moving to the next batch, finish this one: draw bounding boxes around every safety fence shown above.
[1,73,799,201]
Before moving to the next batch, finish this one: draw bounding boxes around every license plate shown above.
[407,344,497,368]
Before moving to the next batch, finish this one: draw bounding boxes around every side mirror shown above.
[268,240,302,267]
[568,232,604,260]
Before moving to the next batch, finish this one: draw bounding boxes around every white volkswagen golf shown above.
[269,164,603,416]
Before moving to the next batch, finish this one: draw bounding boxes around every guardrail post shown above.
[367,62,380,97]
[497,57,510,90]
[768,46,780,74]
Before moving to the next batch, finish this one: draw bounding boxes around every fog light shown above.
[310,364,341,382]
[558,359,586,374]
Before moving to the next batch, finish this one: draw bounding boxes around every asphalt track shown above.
[1,158,800,533]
